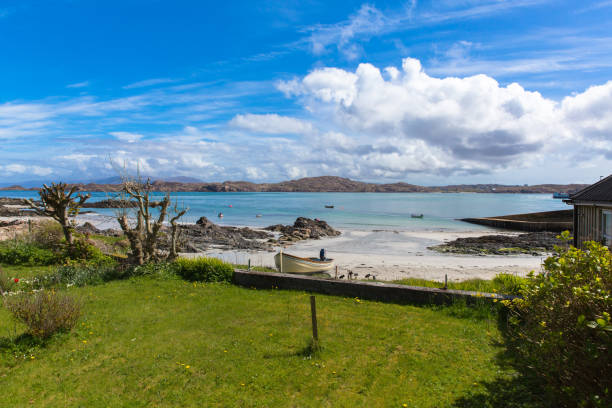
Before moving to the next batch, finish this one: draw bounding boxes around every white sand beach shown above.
[1,212,546,282]
[200,228,546,282]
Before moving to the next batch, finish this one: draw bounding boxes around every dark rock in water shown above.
[264,217,340,242]
[177,217,273,252]
[429,232,562,256]
[0,197,34,206]
[82,199,137,208]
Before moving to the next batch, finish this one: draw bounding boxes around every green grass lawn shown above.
[0,263,55,280]
[0,271,516,407]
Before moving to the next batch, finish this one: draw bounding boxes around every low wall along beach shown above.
[461,209,573,232]
[233,269,515,305]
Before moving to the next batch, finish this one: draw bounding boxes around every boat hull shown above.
[274,252,334,274]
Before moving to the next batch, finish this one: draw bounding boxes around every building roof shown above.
[569,174,612,203]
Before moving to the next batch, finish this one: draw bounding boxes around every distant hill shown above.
[28,175,587,194]
[0,185,37,191]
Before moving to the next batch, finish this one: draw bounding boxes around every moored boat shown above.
[552,192,570,199]
[325,205,334,208]
[274,252,334,274]
[411,214,424,218]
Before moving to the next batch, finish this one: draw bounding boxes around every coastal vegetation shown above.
[502,233,611,407]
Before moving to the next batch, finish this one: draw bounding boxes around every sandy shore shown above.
[1,213,545,282]
[198,228,546,282]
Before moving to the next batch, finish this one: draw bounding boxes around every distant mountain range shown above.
[0,176,588,194]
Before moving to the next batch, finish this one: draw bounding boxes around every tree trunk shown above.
[63,225,74,245]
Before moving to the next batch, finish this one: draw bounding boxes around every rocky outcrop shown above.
[175,216,273,252]
[429,232,563,255]
[264,217,341,243]
[82,199,138,208]
[75,222,123,237]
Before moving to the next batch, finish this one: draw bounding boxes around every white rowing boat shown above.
[274,251,334,274]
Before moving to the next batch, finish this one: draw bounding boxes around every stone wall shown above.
[233,270,515,305]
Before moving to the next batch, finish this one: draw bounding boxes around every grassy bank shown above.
[0,271,515,407]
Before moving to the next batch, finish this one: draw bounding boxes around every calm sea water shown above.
[2,191,569,231]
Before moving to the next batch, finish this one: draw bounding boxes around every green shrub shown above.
[61,238,111,264]
[492,273,526,295]
[174,257,234,282]
[47,263,127,287]
[131,262,179,280]
[0,241,58,266]
[503,235,611,407]
[27,220,64,249]
[0,266,16,295]
[4,290,81,339]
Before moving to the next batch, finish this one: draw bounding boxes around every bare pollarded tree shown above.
[114,170,187,265]
[25,182,90,246]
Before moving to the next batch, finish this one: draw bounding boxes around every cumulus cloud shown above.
[275,57,590,177]
[230,114,314,135]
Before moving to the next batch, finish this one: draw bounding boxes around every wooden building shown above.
[565,175,612,247]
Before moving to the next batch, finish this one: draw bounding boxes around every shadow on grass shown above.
[453,311,555,408]
[0,332,47,355]
[452,374,554,408]
[262,338,322,359]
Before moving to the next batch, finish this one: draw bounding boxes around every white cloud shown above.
[276,57,610,177]
[230,114,314,135]
[1,164,53,176]
[110,131,143,143]
[67,81,90,88]
[123,78,179,89]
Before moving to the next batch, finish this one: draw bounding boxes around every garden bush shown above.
[130,262,179,280]
[0,241,58,266]
[503,235,611,407]
[492,273,526,295]
[61,238,111,264]
[174,257,234,282]
[27,220,64,249]
[0,266,17,295]
[4,290,81,339]
[45,262,126,287]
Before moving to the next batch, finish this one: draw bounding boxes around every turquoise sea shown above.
[2,191,569,231]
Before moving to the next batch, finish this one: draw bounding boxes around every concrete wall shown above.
[233,269,514,305]
[461,218,572,232]
[461,209,573,232]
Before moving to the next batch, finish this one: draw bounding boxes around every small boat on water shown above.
[552,192,570,199]
[411,214,424,218]
[217,212,224,218]
[325,205,334,209]
[274,252,334,274]
[255,214,262,218]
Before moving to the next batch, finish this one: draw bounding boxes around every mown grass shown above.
[0,263,55,280]
[0,276,515,407]
[393,274,526,296]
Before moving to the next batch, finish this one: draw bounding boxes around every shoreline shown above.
[192,228,545,282]
[1,211,547,282]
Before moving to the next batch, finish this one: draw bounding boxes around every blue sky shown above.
[1,0,612,185]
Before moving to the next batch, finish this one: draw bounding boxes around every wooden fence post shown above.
[310,295,318,342]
